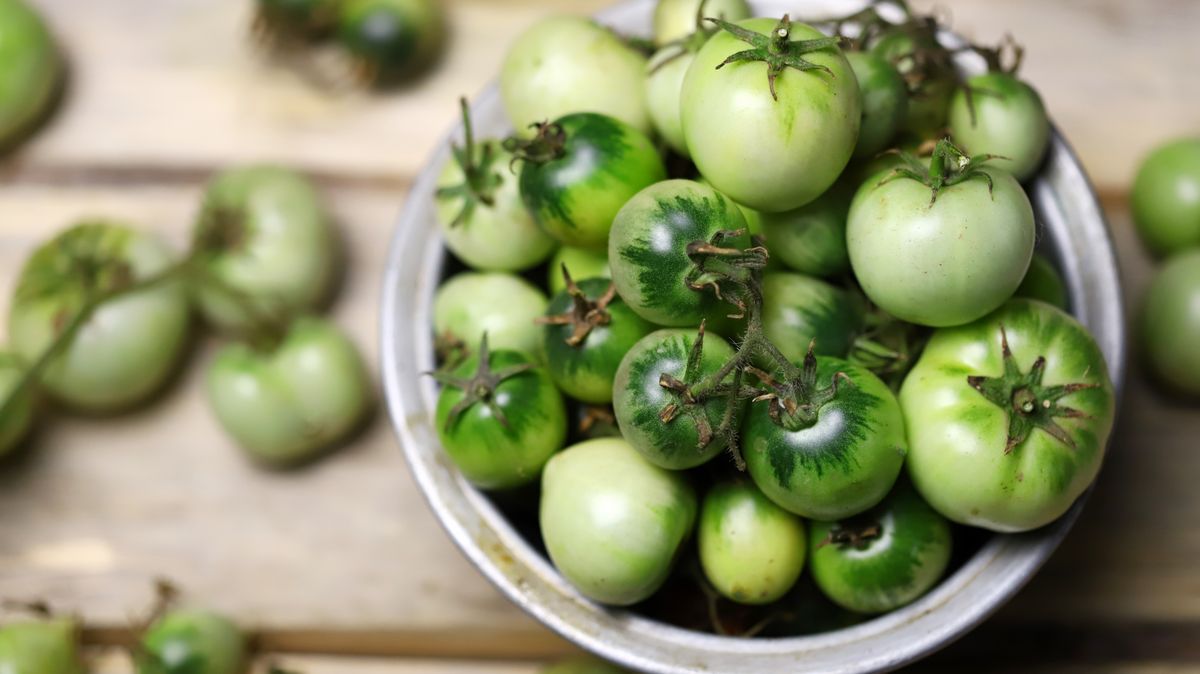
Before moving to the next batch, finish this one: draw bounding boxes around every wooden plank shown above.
[0,183,563,656]
[87,649,546,674]
[5,0,1197,193]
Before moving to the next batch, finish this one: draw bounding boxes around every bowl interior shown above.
[380,1,1126,672]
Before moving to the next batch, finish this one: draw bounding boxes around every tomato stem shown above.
[435,97,504,229]
[534,266,616,347]
[428,334,534,431]
[878,137,1007,205]
[709,14,842,101]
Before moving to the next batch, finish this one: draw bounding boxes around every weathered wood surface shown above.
[1,0,1199,671]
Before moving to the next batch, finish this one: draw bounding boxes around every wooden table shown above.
[1,0,1198,671]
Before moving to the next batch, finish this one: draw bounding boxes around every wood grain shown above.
[5,0,1198,193]
[2,0,1199,670]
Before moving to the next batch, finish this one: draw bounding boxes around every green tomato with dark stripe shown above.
[743,357,907,520]
[1015,253,1068,310]
[699,481,806,605]
[547,247,610,296]
[808,479,952,614]
[761,272,865,360]
[516,113,666,250]
[542,278,654,404]
[436,349,566,489]
[609,179,750,327]
[0,617,83,674]
[540,437,697,605]
[137,610,245,674]
[902,299,1115,532]
[613,328,737,470]
[336,0,444,85]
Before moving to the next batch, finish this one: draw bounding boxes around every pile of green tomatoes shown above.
[428,0,1116,630]
[0,165,371,470]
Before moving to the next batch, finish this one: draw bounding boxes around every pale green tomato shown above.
[8,222,191,412]
[192,165,337,333]
[948,73,1050,182]
[681,18,861,212]
[845,51,908,159]
[501,16,651,137]
[548,246,610,296]
[206,317,371,466]
[436,140,555,271]
[645,46,694,156]
[699,481,806,605]
[1015,253,1068,310]
[901,299,1116,532]
[540,437,697,605]
[1131,138,1200,257]
[138,610,245,674]
[0,351,35,457]
[756,181,852,277]
[0,618,83,674]
[1141,249,1200,396]
[652,0,751,46]
[432,272,548,357]
[847,167,1035,327]
[0,0,62,151]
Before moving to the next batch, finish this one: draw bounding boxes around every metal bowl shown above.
[381,1,1126,671]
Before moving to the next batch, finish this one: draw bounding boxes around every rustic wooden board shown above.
[2,0,1200,670]
[5,0,1198,193]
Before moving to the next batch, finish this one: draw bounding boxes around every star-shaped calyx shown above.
[535,266,616,347]
[879,138,1008,206]
[967,325,1098,454]
[429,334,533,431]
[709,14,842,101]
[435,97,504,229]
[747,340,852,432]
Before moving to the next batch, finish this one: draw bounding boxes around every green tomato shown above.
[761,272,865,360]
[501,17,651,137]
[845,51,908,159]
[0,618,83,674]
[548,247,610,296]
[1015,252,1068,310]
[435,347,566,489]
[699,481,806,605]
[8,222,191,412]
[0,0,61,151]
[871,30,954,139]
[0,351,35,457]
[847,167,1035,327]
[613,328,737,469]
[901,299,1116,532]
[948,72,1050,182]
[743,357,907,520]
[542,278,654,404]
[652,0,751,46]
[540,437,697,605]
[645,46,694,157]
[609,179,749,326]
[432,272,547,357]
[192,165,337,333]
[138,610,245,674]
[336,0,444,84]
[436,139,555,271]
[541,657,630,674]
[808,480,952,614]
[753,173,853,278]
[206,317,371,466]
[682,18,861,212]
[1141,249,1200,396]
[514,112,666,250]
[1131,138,1200,257]
[255,0,340,39]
